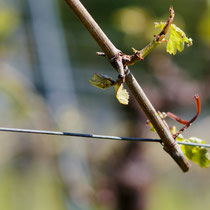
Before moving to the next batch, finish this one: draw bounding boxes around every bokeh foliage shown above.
[0,0,209,210]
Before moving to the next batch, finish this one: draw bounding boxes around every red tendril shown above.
[167,94,201,139]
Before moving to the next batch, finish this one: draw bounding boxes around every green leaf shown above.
[89,74,129,105]
[155,22,193,55]
[114,83,129,105]
[181,137,210,168]
[167,24,192,55]
[89,73,115,89]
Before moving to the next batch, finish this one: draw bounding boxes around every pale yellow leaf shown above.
[114,83,129,105]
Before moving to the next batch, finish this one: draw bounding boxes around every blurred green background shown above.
[0,0,210,209]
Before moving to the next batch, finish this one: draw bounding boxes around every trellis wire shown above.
[0,127,210,148]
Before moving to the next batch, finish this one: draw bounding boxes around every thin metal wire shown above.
[0,127,209,148]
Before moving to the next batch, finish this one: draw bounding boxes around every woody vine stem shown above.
[65,0,190,172]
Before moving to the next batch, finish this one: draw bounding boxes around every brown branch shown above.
[65,0,190,172]
[125,70,190,171]
[64,0,121,59]
[155,6,174,41]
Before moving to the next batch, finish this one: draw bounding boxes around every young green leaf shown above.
[155,22,193,55]
[147,121,210,168]
[114,83,129,105]
[167,24,193,55]
[89,73,115,89]
[181,137,210,168]
[89,73,129,105]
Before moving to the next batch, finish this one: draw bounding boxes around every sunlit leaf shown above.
[89,74,129,105]
[155,22,193,55]
[146,109,210,167]
[114,83,129,105]
[89,73,115,89]
[181,137,210,168]
[167,24,192,55]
